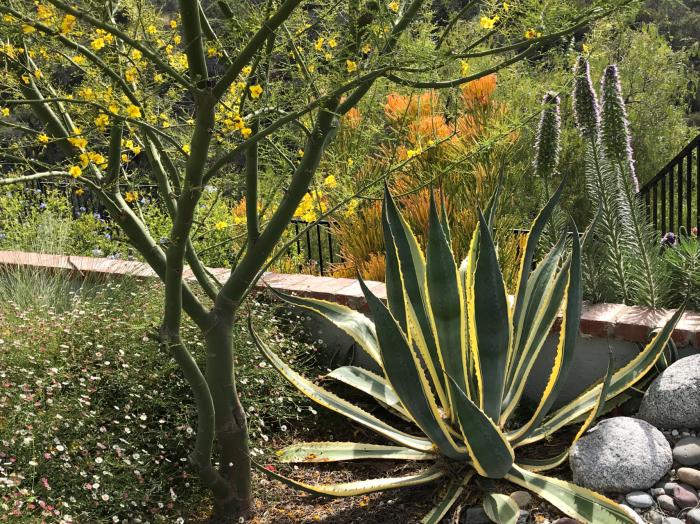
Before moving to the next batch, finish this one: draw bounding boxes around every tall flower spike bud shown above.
[534,92,561,181]
[600,64,638,193]
[572,57,600,142]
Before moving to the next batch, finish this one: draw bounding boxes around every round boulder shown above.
[638,354,700,429]
[570,417,672,493]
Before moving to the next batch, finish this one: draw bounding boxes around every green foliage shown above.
[252,184,682,522]
[661,234,700,310]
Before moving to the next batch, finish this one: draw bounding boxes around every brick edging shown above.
[0,250,698,349]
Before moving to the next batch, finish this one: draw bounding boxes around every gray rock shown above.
[655,494,678,513]
[462,506,490,524]
[516,510,529,524]
[663,482,679,494]
[672,436,700,466]
[626,491,654,508]
[671,483,698,508]
[650,487,666,497]
[510,490,533,509]
[643,510,663,524]
[570,417,673,493]
[552,519,581,524]
[687,508,700,524]
[638,354,700,429]
[677,467,700,488]
[661,519,684,524]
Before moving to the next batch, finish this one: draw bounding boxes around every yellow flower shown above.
[249,84,263,99]
[130,49,142,61]
[240,127,252,138]
[207,47,218,58]
[22,24,36,34]
[60,14,76,34]
[89,152,107,167]
[503,1,510,11]
[1,107,9,117]
[74,188,85,196]
[68,165,82,178]
[388,1,399,12]
[126,105,142,118]
[125,67,137,82]
[182,144,191,155]
[173,35,181,45]
[582,43,591,54]
[347,158,354,167]
[73,55,86,65]
[346,60,358,73]
[460,59,470,76]
[153,73,164,83]
[361,43,372,54]
[94,113,110,129]
[170,19,178,29]
[479,15,499,29]
[68,136,88,150]
[327,38,337,48]
[406,148,421,159]
[79,152,90,167]
[124,191,139,203]
[214,220,228,231]
[524,28,541,39]
[323,175,337,188]
[21,74,30,85]
[91,38,105,51]
[147,25,157,35]
[34,69,43,79]
[38,133,49,144]
[242,65,252,76]
[314,38,325,51]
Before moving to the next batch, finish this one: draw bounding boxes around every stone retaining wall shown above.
[1,249,699,349]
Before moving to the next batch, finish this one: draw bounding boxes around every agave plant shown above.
[250,181,683,523]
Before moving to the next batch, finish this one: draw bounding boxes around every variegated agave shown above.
[250,182,683,524]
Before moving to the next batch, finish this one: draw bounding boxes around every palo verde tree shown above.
[0,0,628,520]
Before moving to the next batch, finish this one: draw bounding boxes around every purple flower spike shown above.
[534,92,561,180]
[600,65,639,193]
[572,57,600,142]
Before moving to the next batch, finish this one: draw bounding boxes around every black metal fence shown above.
[640,133,700,236]
[289,219,338,276]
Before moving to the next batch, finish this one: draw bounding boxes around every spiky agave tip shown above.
[572,57,600,143]
[534,92,561,181]
[600,64,638,193]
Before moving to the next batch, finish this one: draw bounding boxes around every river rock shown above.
[672,436,700,466]
[625,491,654,508]
[687,508,700,524]
[570,417,672,492]
[462,506,490,524]
[677,467,700,488]
[638,354,700,429]
[552,519,581,524]
[662,519,684,524]
[643,510,663,524]
[655,494,678,513]
[672,483,698,508]
[510,490,533,509]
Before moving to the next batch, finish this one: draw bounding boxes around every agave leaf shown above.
[512,178,566,331]
[421,470,475,524]
[468,210,511,421]
[426,193,469,407]
[445,373,514,478]
[483,493,519,524]
[383,188,447,405]
[505,465,634,523]
[360,277,469,460]
[276,442,436,463]
[501,236,568,422]
[516,349,616,472]
[383,190,408,330]
[253,461,446,497]
[328,366,411,421]
[249,320,434,452]
[515,305,685,446]
[510,223,583,440]
[269,288,382,366]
